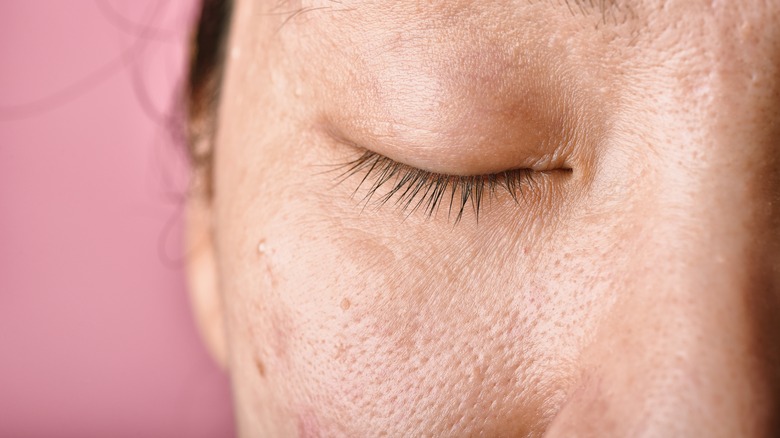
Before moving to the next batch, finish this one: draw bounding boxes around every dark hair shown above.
[186,0,232,196]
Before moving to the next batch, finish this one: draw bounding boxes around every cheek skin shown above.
[214,117,620,436]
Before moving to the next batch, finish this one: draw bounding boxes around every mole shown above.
[255,357,266,378]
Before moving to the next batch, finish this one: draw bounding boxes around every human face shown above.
[188,0,780,435]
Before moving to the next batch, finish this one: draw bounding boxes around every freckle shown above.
[340,298,351,311]
[255,357,266,378]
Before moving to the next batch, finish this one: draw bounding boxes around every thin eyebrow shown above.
[268,0,354,32]
[563,0,615,14]
[270,0,636,33]
[558,0,634,25]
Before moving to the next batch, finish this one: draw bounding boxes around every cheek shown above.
[213,112,627,435]
[220,191,616,436]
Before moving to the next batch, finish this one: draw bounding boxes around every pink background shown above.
[0,2,235,437]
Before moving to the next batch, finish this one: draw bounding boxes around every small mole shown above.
[340,298,351,311]
[255,357,266,378]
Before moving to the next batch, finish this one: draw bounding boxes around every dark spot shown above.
[255,357,266,378]
[340,298,351,311]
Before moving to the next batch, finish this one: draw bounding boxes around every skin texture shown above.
[186,0,780,436]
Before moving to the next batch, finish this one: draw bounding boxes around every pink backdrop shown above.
[0,2,234,437]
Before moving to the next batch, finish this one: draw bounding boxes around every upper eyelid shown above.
[319,102,580,176]
[320,114,577,222]
[334,150,550,223]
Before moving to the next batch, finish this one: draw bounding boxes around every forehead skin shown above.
[210,0,780,436]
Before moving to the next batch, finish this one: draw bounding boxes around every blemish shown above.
[257,238,280,288]
[340,298,351,311]
[255,357,266,378]
[258,239,269,255]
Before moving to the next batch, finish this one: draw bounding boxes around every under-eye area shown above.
[333,150,573,223]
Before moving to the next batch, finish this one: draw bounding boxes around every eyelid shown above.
[321,119,572,176]
[335,150,558,223]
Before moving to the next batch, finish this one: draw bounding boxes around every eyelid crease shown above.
[334,150,570,224]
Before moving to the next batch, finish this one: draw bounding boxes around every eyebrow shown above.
[558,0,632,24]
[273,0,636,34]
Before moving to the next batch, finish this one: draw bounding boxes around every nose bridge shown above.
[629,136,780,436]
[549,169,780,436]
[547,128,780,437]
[636,0,780,370]
[666,0,780,313]
[548,7,780,434]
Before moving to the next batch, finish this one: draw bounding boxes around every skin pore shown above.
[186,0,780,436]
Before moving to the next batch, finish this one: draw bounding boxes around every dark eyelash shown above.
[335,151,536,223]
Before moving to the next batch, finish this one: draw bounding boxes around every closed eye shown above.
[335,150,570,223]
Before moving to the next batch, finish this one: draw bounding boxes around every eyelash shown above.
[335,151,539,223]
